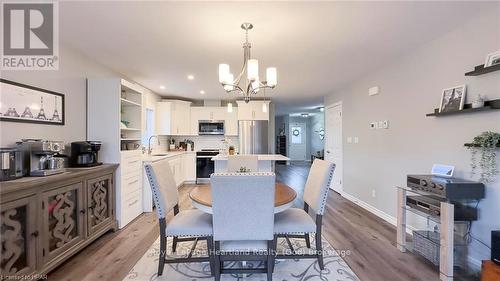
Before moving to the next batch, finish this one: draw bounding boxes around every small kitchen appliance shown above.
[19,139,66,176]
[70,141,103,167]
[198,120,225,135]
[0,147,24,181]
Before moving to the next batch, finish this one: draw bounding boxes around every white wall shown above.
[0,44,118,146]
[325,7,500,267]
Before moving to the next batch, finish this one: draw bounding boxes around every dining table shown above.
[189,182,297,214]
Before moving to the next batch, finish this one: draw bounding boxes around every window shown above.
[142,108,154,147]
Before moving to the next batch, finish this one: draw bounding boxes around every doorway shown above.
[325,102,343,193]
[289,122,307,161]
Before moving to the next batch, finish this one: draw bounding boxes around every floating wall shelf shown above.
[464,143,500,148]
[465,64,500,76]
[426,99,500,117]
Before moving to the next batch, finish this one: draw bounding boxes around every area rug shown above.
[124,235,360,281]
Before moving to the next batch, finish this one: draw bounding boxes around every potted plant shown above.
[229,146,235,155]
[468,131,500,183]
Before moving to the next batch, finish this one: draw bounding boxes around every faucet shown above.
[148,135,160,155]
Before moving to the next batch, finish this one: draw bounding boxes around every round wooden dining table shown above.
[189,183,297,214]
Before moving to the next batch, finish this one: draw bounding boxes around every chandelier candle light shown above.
[219,23,277,104]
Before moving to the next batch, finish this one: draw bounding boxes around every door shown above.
[0,196,37,278]
[325,102,343,193]
[289,122,307,160]
[86,174,114,236]
[41,182,85,265]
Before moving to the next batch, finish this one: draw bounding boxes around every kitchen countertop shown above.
[211,154,290,161]
[142,150,196,163]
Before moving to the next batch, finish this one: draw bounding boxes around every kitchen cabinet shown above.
[183,153,196,182]
[191,107,237,136]
[0,165,118,278]
[168,157,182,186]
[196,107,226,121]
[237,101,270,121]
[156,100,192,136]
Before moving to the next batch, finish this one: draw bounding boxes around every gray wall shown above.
[325,8,500,266]
[1,44,118,146]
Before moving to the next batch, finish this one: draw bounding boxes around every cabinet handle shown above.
[128,160,139,164]
[128,179,139,185]
[128,200,138,207]
[31,231,39,237]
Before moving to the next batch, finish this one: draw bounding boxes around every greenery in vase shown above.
[468,131,500,183]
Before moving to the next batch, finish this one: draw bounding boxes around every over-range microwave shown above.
[198,120,225,135]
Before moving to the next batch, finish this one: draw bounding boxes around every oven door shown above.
[198,121,224,135]
[196,156,215,180]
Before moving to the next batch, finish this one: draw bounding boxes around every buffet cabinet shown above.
[0,164,118,278]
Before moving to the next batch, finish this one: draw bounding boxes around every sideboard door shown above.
[0,196,37,278]
[40,182,85,266]
[86,174,114,236]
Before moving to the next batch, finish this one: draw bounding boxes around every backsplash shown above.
[157,135,239,152]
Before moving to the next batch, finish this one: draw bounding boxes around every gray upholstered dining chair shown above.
[227,155,259,172]
[144,161,214,276]
[210,172,277,281]
[273,159,336,270]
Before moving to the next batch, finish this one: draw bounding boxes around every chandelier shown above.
[218,23,277,103]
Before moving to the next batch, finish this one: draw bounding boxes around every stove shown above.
[196,149,219,183]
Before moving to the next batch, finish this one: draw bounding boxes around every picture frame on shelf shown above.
[484,50,500,67]
[439,85,466,113]
[0,79,65,125]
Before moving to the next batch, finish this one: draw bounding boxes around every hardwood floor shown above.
[49,162,475,281]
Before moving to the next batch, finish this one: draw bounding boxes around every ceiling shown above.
[59,1,494,115]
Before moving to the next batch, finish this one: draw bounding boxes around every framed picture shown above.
[439,85,466,113]
[485,50,500,67]
[0,79,65,125]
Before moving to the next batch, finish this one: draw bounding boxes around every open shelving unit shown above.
[464,63,500,76]
[426,98,500,117]
[120,82,143,151]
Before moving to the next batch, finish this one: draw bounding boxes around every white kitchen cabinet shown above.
[195,107,225,121]
[190,107,231,136]
[236,101,270,121]
[183,153,196,182]
[168,157,182,186]
[225,108,239,136]
[156,100,192,135]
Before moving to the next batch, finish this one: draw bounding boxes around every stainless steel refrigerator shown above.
[238,120,268,154]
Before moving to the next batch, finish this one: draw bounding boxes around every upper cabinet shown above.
[190,107,238,136]
[156,100,192,136]
[236,101,270,121]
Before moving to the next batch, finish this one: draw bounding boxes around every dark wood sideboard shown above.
[0,164,119,279]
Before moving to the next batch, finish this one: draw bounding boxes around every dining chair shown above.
[227,155,259,172]
[210,172,277,281]
[273,159,336,270]
[144,161,214,276]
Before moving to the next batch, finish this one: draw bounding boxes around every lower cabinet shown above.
[86,174,114,236]
[0,195,37,277]
[0,165,118,278]
[40,182,85,267]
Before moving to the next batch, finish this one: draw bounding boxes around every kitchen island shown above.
[212,154,290,172]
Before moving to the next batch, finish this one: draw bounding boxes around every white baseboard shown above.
[339,191,481,273]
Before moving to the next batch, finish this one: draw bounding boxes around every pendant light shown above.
[227,102,233,113]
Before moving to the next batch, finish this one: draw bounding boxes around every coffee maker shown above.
[0,147,24,181]
[19,139,66,176]
[70,141,103,167]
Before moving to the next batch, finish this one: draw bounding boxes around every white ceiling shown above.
[60,1,494,115]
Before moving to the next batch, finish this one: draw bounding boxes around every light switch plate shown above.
[382,120,389,129]
[347,137,353,143]
[369,86,380,96]
[354,137,359,143]
[370,122,377,129]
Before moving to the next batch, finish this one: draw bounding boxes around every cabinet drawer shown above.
[121,189,143,225]
[121,157,142,175]
[121,175,141,195]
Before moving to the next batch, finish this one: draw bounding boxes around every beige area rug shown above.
[124,235,360,281]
